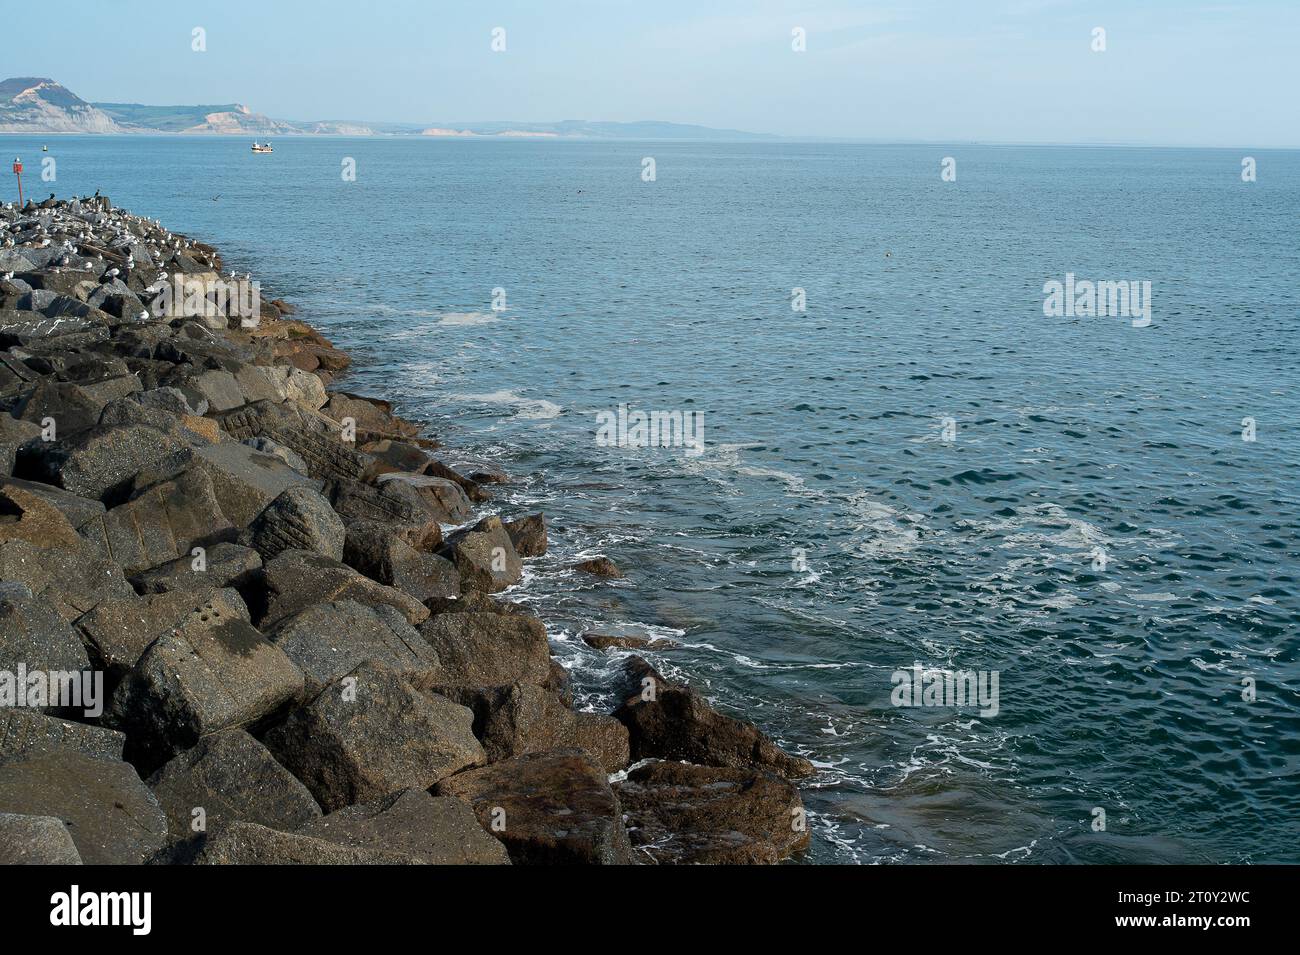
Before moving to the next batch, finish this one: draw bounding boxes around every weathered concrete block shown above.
[243,485,345,561]
[106,589,304,767]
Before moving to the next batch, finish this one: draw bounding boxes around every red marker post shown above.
[11,158,22,208]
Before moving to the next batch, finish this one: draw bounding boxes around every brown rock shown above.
[613,657,814,780]
[419,611,552,689]
[502,513,547,557]
[582,633,679,651]
[574,556,623,579]
[615,760,809,864]
[574,712,630,773]
[435,748,631,865]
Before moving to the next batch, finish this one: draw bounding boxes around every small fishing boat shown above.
[251,141,273,153]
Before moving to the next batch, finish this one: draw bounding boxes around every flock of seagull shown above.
[2,195,253,325]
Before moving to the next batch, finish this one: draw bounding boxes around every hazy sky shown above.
[6,0,1297,146]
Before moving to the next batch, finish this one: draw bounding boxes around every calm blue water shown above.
[11,134,1298,864]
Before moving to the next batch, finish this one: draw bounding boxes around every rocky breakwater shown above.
[0,194,813,866]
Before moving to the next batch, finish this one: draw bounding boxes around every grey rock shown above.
[243,485,345,561]
[296,789,510,865]
[0,751,167,864]
[376,472,472,523]
[258,549,430,630]
[0,812,83,864]
[0,591,93,712]
[19,424,187,502]
[137,386,204,416]
[13,378,105,435]
[439,515,523,593]
[264,661,484,813]
[0,414,42,476]
[192,440,320,528]
[421,458,489,503]
[148,729,322,840]
[268,599,441,696]
[328,475,443,526]
[242,436,307,473]
[98,464,233,575]
[75,588,221,677]
[176,821,420,864]
[0,710,126,765]
[0,537,135,621]
[130,542,262,595]
[178,368,244,413]
[0,309,94,346]
[106,588,304,768]
[342,520,459,603]
[216,400,371,484]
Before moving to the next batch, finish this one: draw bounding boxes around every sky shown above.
[4,0,1298,146]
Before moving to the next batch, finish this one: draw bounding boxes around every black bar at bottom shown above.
[0,863,1279,940]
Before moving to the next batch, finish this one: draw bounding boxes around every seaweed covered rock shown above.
[435,749,631,865]
[613,657,814,780]
[615,760,809,864]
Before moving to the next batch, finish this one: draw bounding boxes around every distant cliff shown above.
[0,77,125,133]
[0,76,772,140]
[93,101,303,135]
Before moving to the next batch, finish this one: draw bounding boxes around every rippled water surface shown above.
[17,135,1299,863]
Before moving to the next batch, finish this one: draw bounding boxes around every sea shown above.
[9,134,1297,864]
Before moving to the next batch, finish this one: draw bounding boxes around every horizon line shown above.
[1,131,1296,150]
